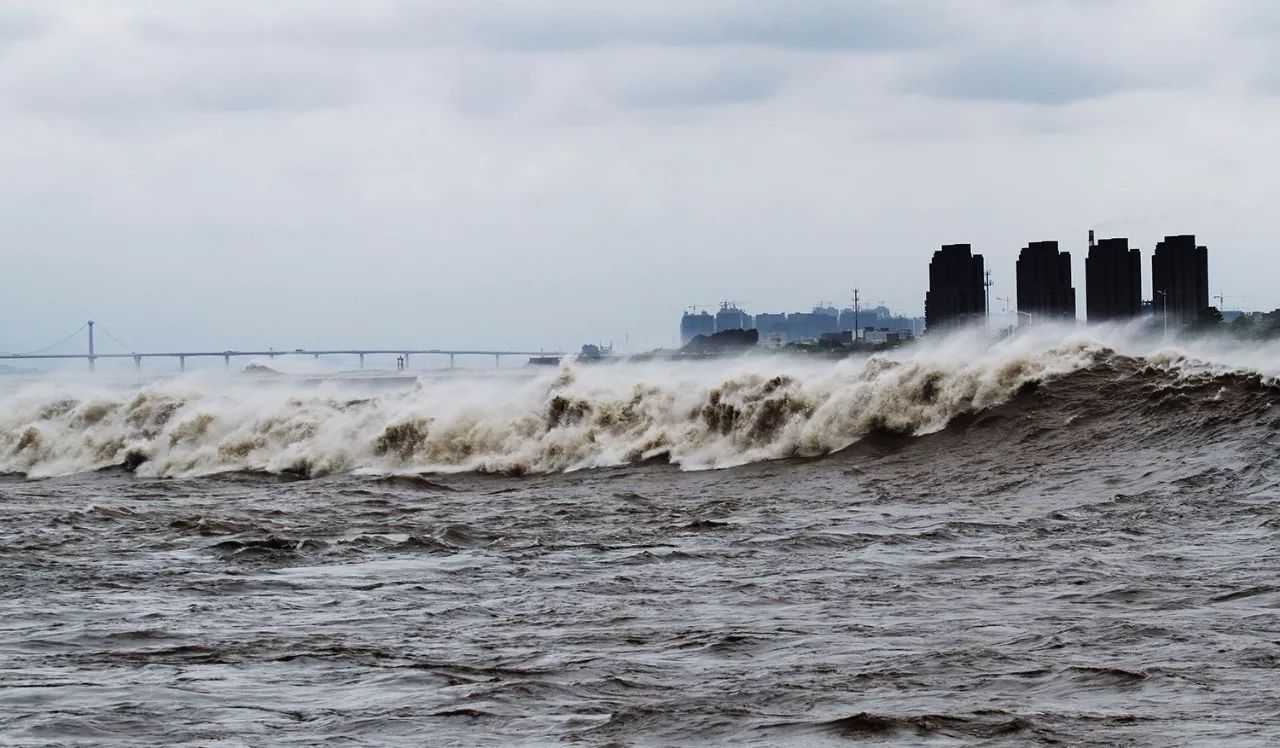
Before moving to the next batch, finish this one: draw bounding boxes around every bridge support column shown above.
[133,355,141,372]
[403,353,410,369]
[495,354,500,367]
[314,353,320,360]
[223,354,230,371]
[179,355,186,373]
[449,354,455,369]
[359,353,364,369]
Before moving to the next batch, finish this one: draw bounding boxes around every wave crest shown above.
[0,330,1259,478]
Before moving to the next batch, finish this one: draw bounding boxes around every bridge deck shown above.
[1,349,563,360]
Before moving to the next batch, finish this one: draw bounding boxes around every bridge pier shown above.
[179,355,186,373]
[403,353,410,369]
[494,354,500,367]
[359,353,364,369]
[223,354,230,371]
[449,354,455,369]
[133,355,141,372]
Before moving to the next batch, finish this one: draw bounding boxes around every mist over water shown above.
[3,322,1272,479]
[5,323,1280,744]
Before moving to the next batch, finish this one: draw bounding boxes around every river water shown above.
[3,328,1280,745]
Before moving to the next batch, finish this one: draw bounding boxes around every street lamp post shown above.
[994,298,1034,335]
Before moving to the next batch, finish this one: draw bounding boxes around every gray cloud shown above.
[128,2,926,117]
[902,48,1146,105]
[612,62,789,109]
[2,0,1279,354]
[0,6,52,45]
[472,1,955,52]
[449,61,534,117]
[175,66,354,113]
[1226,0,1280,34]
[8,49,355,119]
[140,1,958,53]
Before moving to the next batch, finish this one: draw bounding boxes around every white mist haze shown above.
[3,1,1280,354]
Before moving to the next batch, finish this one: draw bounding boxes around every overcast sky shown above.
[3,0,1280,355]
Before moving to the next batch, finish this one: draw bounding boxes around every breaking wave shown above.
[1,324,1276,478]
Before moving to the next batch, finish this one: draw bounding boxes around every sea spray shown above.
[2,322,1276,478]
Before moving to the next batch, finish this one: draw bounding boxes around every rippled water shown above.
[5,334,1280,745]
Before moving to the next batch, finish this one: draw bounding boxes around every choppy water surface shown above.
[4,329,1280,745]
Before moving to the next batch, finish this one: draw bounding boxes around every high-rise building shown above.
[1151,235,1209,327]
[714,303,753,332]
[1015,241,1076,324]
[1085,237,1141,322]
[839,305,917,335]
[679,310,715,345]
[753,313,788,341]
[790,308,839,340]
[925,244,985,332]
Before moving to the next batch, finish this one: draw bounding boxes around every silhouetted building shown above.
[784,310,838,341]
[1085,237,1141,322]
[753,313,788,341]
[681,301,924,347]
[735,304,921,344]
[1151,235,1209,327]
[680,310,715,346]
[925,244,985,332]
[839,305,918,336]
[1016,241,1075,325]
[714,303,753,332]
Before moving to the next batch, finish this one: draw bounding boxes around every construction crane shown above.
[1213,294,1249,309]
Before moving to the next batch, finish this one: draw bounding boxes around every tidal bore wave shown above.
[7,325,1280,744]
[2,327,1276,478]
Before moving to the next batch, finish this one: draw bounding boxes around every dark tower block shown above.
[1016,241,1076,324]
[1085,238,1142,322]
[1152,235,1209,327]
[925,244,986,332]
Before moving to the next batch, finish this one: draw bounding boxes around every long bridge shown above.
[0,321,564,372]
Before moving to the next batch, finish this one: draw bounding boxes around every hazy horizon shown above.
[4,1,1280,354]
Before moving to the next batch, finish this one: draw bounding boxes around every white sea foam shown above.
[1,323,1276,478]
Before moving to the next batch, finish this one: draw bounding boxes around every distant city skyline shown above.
[697,230,1227,343]
[3,228,1255,360]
